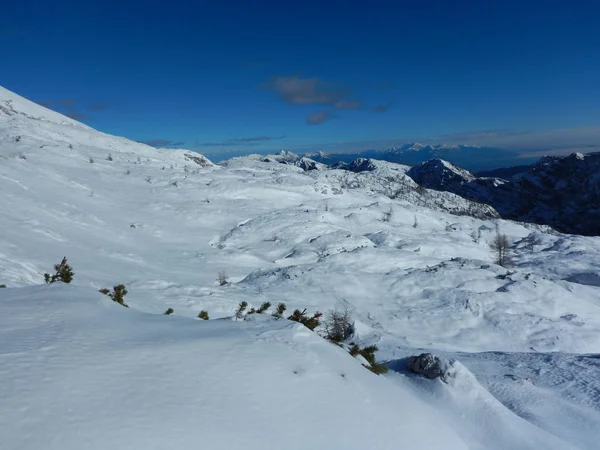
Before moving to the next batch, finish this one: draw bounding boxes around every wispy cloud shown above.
[86,102,108,111]
[306,111,331,125]
[37,98,111,113]
[137,139,185,148]
[65,112,87,120]
[264,76,347,105]
[333,100,362,110]
[58,99,77,108]
[372,103,391,113]
[197,136,286,147]
[428,126,600,151]
[287,125,600,155]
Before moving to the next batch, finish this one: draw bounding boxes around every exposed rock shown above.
[407,353,453,382]
[407,153,600,236]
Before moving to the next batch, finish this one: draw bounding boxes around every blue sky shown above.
[2,0,600,157]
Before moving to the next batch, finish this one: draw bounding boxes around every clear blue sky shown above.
[2,0,600,156]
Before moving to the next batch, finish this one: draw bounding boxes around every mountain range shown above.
[2,85,600,450]
[304,143,536,172]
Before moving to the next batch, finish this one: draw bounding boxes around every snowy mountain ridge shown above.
[305,142,522,171]
[1,85,600,450]
[407,152,600,235]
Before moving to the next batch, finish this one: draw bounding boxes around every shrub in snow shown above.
[89,157,94,163]
[256,301,271,314]
[44,257,74,284]
[0,284,6,288]
[198,310,209,320]
[217,271,229,286]
[381,206,393,222]
[107,153,113,161]
[407,353,451,381]
[490,233,512,267]
[272,302,287,318]
[164,308,174,315]
[324,304,355,342]
[349,343,388,375]
[99,284,128,307]
[235,301,248,320]
[288,308,322,331]
[248,301,271,314]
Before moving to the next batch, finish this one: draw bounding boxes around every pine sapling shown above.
[99,284,129,307]
[288,308,322,331]
[44,257,74,284]
[256,301,271,314]
[235,301,248,320]
[164,308,174,315]
[272,302,287,319]
[198,310,209,320]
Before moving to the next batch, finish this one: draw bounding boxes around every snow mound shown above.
[0,284,467,450]
[389,355,577,450]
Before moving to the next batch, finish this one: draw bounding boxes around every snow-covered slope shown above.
[0,285,470,450]
[2,85,600,449]
[407,154,600,235]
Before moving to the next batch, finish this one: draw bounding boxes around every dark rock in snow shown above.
[407,353,452,381]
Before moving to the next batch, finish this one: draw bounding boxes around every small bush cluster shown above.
[198,310,209,320]
[247,301,271,314]
[99,284,128,307]
[287,308,322,331]
[322,305,387,375]
[44,257,74,284]
[235,301,248,320]
[0,284,6,288]
[272,302,287,318]
[324,304,354,342]
[349,343,388,374]
[164,308,174,315]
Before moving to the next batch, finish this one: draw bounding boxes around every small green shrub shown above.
[99,284,128,307]
[248,301,271,315]
[348,343,388,375]
[164,308,174,315]
[288,308,322,331]
[235,301,248,320]
[198,310,209,320]
[272,302,287,318]
[44,257,74,284]
[257,301,271,314]
[0,284,6,288]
